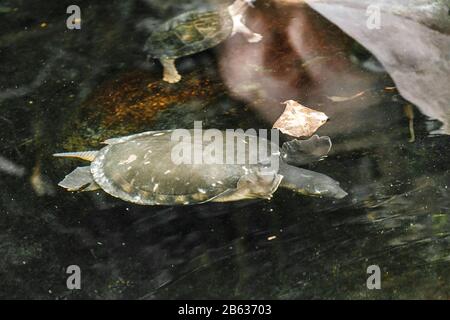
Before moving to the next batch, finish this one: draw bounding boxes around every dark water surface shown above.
[0,0,449,299]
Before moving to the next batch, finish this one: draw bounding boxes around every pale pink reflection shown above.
[218,0,382,134]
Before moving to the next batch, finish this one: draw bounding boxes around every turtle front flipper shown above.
[213,171,283,202]
[160,58,181,83]
[228,0,262,43]
[279,163,347,199]
[233,20,262,43]
[58,166,100,192]
[281,135,332,166]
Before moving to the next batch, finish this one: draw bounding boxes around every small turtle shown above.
[145,0,263,83]
[54,130,347,205]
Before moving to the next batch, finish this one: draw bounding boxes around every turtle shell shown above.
[90,130,278,205]
[144,10,234,59]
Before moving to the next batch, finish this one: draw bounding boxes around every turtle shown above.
[144,0,263,83]
[53,129,348,205]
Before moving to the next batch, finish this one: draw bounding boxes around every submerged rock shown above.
[59,70,234,151]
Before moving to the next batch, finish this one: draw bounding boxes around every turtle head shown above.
[279,164,348,200]
[244,0,256,7]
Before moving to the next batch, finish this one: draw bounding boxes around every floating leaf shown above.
[273,100,328,138]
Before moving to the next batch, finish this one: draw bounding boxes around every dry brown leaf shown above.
[273,100,328,138]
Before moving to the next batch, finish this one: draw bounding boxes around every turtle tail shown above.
[53,151,98,162]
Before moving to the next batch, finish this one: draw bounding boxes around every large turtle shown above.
[53,130,347,205]
[145,0,263,83]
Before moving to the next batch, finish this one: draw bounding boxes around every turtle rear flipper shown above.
[58,166,100,192]
[281,135,332,166]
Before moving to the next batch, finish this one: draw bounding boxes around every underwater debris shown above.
[404,104,416,143]
[30,162,55,196]
[327,90,366,102]
[0,155,25,177]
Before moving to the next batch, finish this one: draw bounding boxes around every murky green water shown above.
[0,0,449,299]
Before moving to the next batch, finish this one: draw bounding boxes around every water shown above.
[0,0,449,299]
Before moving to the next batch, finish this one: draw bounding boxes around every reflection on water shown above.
[0,0,448,299]
[306,0,450,135]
